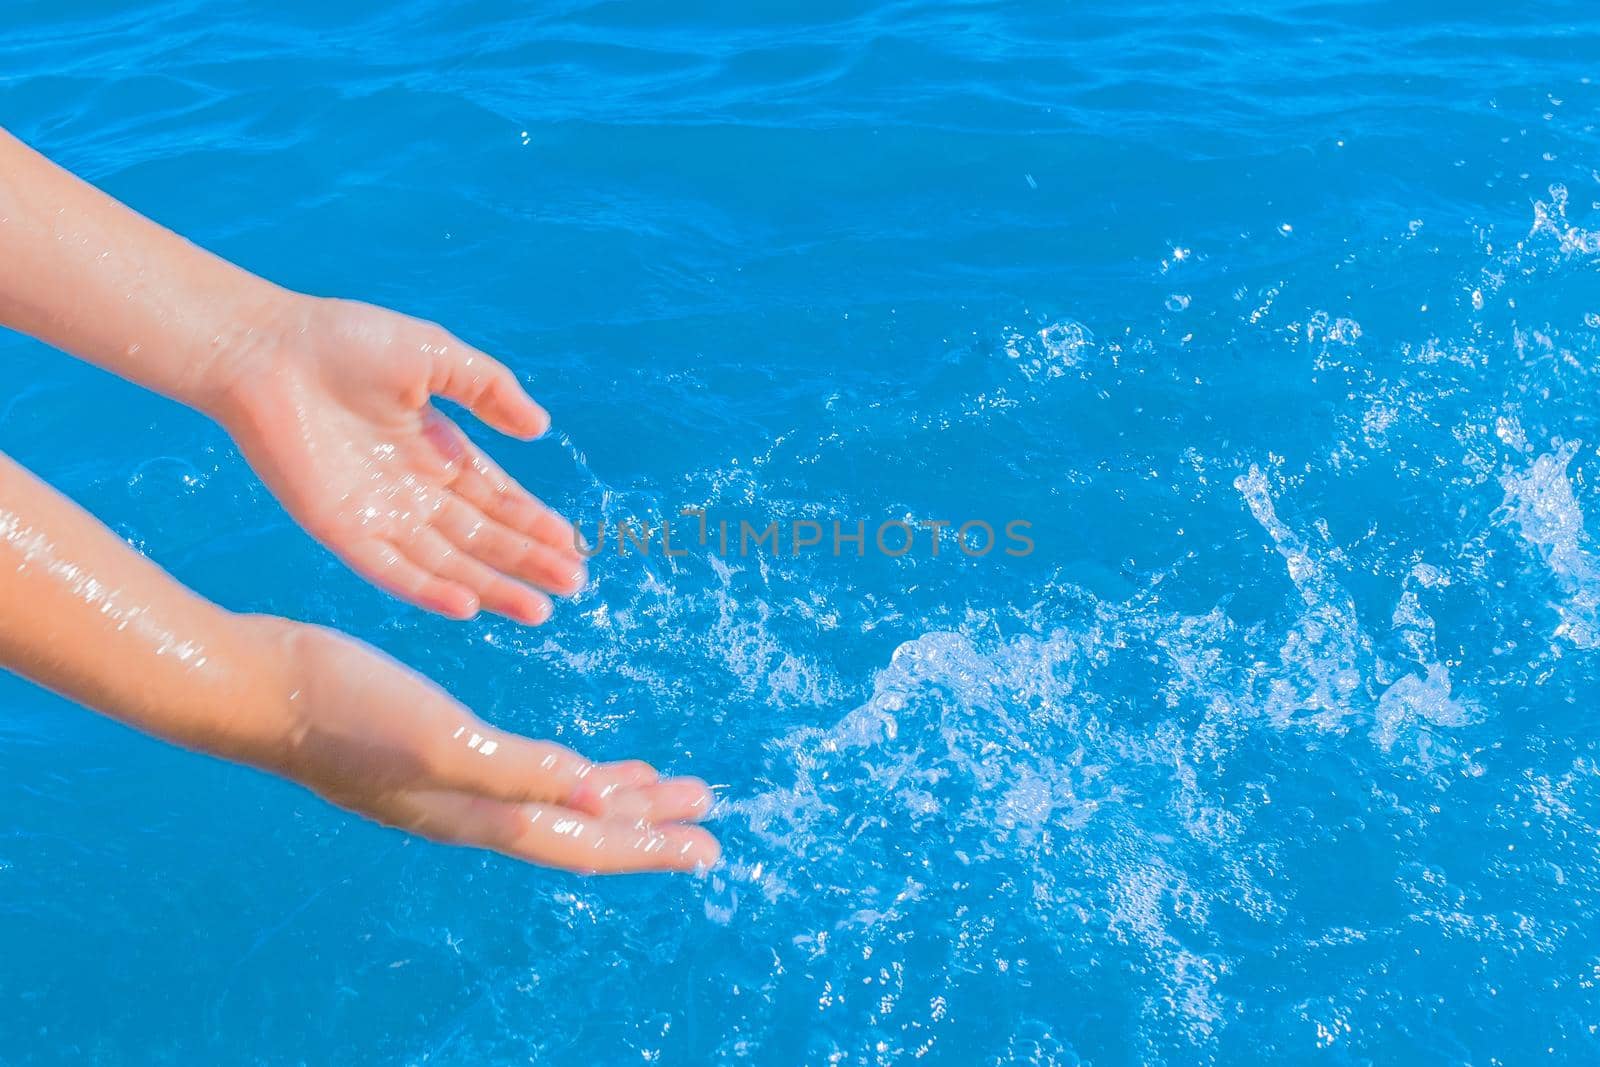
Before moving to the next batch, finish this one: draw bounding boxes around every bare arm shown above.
[0,128,588,623]
[0,449,718,873]
[0,127,279,407]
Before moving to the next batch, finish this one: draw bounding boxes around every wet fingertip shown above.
[663,776,715,814]
[521,594,553,625]
[566,562,589,591]
[443,591,481,620]
[677,830,722,873]
[604,759,660,787]
[552,516,580,543]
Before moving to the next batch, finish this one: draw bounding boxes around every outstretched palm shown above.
[219,297,586,623]
[275,622,718,873]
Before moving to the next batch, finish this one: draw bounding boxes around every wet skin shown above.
[0,127,583,623]
[0,128,719,873]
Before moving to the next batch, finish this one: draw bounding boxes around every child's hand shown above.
[1,130,587,624]
[0,448,716,876]
[212,296,587,624]
[261,618,720,873]
[0,130,715,875]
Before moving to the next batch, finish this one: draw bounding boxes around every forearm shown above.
[0,449,296,766]
[0,127,287,413]
[0,450,720,871]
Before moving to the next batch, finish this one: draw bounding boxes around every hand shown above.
[0,445,714,875]
[264,619,720,873]
[213,295,587,623]
[0,132,583,623]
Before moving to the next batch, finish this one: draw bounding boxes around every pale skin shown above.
[0,128,719,873]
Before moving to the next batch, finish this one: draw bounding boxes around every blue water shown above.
[4,1,1600,1062]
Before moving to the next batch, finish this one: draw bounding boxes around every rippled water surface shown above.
[5,2,1600,1063]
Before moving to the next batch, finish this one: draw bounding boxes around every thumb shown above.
[425,331,549,439]
[426,726,656,814]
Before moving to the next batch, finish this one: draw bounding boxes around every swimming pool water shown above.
[4,1,1600,1063]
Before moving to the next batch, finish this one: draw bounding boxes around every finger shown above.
[408,527,552,625]
[437,497,587,596]
[598,777,715,825]
[343,537,479,619]
[401,791,722,874]
[598,759,660,788]
[424,331,549,439]
[429,728,604,809]
[452,448,582,561]
[429,735,664,817]
[516,803,721,873]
